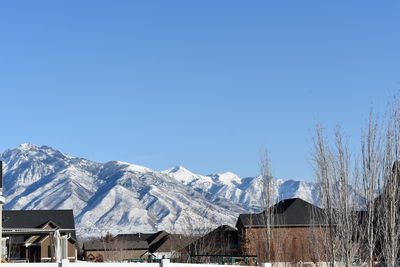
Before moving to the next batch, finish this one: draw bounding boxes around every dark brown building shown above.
[185,225,239,257]
[182,225,260,265]
[236,198,328,263]
[83,231,193,262]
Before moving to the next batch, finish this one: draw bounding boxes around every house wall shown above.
[39,237,76,261]
[40,239,49,260]
[239,227,328,263]
[185,228,238,257]
[84,249,147,262]
[152,252,181,259]
[68,242,76,259]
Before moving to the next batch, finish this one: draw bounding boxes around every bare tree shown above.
[311,98,400,267]
[312,125,337,266]
[258,150,295,266]
[260,149,274,263]
[180,207,219,263]
[378,102,400,267]
[331,127,362,266]
[360,112,382,267]
[312,126,364,266]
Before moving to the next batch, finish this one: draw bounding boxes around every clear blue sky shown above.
[1,1,399,181]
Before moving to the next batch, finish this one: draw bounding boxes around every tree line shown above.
[261,98,400,267]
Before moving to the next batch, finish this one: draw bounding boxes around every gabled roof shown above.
[84,231,194,253]
[149,234,195,253]
[236,198,326,228]
[3,210,77,240]
[114,231,169,246]
[114,233,155,242]
[83,240,149,251]
[84,231,171,252]
[184,225,239,255]
[146,231,169,246]
[24,221,60,244]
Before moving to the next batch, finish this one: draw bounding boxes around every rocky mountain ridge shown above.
[0,144,320,237]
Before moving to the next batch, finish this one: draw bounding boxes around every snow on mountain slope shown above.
[162,165,214,189]
[2,144,101,212]
[162,166,321,212]
[75,162,238,236]
[0,144,321,237]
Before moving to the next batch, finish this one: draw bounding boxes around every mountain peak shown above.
[214,172,241,185]
[162,165,191,174]
[18,143,39,150]
[170,165,188,173]
[116,161,154,173]
[162,165,216,186]
[162,165,205,184]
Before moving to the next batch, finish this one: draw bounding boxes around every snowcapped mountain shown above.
[0,144,320,237]
[162,164,320,212]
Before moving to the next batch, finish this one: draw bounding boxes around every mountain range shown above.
[0,144,320,238]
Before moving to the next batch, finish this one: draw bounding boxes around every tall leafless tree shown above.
[312,126,364,266]
[312,97,400,267]
[331,127,362,266]
[360,112,382,267]
[259,149,275,263]
[260,149,273,260]
[312,125,337,266]
[378,102,400,267]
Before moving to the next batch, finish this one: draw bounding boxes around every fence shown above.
[2,259,263,267]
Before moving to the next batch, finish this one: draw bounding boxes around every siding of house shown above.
[39,236,76,261]
[85,249,148,261]
[239,227,327,263]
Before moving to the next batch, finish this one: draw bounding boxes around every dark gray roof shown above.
[3,210,77,240]
[83,240,149,251]
[149,234,195,253]
[236,198,327,228]
[184,225,239,255]
[84,232,171,252]
[85,231,192,253]
[3,210,75,229]
[146,231,169,246]
[114,233,154,242]
[114,231,169,246]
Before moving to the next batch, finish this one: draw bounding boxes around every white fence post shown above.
[60,258,69,267]
[161,258,170,267]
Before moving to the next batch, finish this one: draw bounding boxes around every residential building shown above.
[83,231,195,262]
[146,233,194,260]
[2,210,77,262]
[236,198,328,264]
[185,225,239,257]
[82,238,149,262]
[83,231,178,262]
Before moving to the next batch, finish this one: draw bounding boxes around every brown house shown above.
[236,198,328,264]
[83,239,149,262]
[2,210,77,262]
[83,231,174,262]
[185,225,239,257]
[183,225,259,265]
[144,233,194,260]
